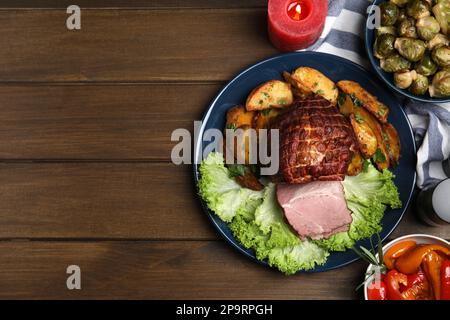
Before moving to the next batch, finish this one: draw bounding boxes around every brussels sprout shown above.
[431,45,450,66]
[390,0,410,8]
[427,33,449,50]
[380,2,400,26]
[394,70,417,89]
[381,53,412,72]
[397,8,408,23]
[375,26,397,37]
[433,0,450,36]
[429,70,450,97]
[415,52,438,76]
[394,38,427,62]
[416,16,441,40]
[374,34,396,59]
[407,0,431,20]
[410,73,430,95]
[398,18,418,38]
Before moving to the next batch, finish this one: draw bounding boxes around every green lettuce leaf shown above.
[314,232,355,252]
[266,242,329,275]
[229,215,270,259]
[254,183,299,248]
[316,161,401,251]
[198,152,263,222]
[342,162,402,209]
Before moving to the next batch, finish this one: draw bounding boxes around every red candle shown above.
[268,0,328,52]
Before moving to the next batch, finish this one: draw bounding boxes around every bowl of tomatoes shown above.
[364,234,450,300]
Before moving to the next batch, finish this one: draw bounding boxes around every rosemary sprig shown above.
[353,233,387,291]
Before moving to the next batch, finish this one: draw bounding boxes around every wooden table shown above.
[0,0,448,300]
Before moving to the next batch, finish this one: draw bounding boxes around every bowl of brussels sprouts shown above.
[366,0,450,102]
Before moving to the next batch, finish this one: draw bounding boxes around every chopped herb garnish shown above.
[249,164,260,177]
[258,99,264,105]
[226,123,236,130]
[262,92,270,98]
[362,160,370,173]
[372,148,386,163]
[337,92,347,107]
[278,98,287,105]
[353,98,363,107]
[262,108,271,116]
[313,82,319,87]
[228,164,246,178]
[316,89,325,95]
[382,132,389,141]
[348,94,362,107]
[355,114,365,124]
[377,108,386,116]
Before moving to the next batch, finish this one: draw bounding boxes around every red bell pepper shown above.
[422,251,444,300]
[384,269,432,300]
[367,280,388,300]
[384,240,416,270]
[404,271,427,291]
[441,260,450,300]
[385,270,408,300]
[401,280,431,300]
[395,244,450,274]
[402,271,432,300]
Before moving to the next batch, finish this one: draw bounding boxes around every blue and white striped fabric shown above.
[313,0,450,189]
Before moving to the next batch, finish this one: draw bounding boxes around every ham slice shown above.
[277,181,352,240]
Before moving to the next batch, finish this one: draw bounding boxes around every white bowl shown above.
[364,234,450,300]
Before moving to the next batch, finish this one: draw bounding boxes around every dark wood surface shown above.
[0,1,448,299]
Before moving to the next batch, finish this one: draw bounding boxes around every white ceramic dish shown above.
[364,234,450,300]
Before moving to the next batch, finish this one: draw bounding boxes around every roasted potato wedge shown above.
[245,80,293,111]
[224,126,256,165]
[234,166,264,191]
[288,67,339,105]
[350,114,378,158]
[282,71,313,99]
[226,105,255,129]
[253,108,282,130]
[338,92,355,117]
[337,80,390,123]
[354,108,390,170]
[347,151,364,176]
[383,123,401,166]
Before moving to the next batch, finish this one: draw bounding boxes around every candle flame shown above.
[287,1,307,21]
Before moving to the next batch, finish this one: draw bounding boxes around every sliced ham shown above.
[276,181,352,240]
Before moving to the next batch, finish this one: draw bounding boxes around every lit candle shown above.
[268,0,328,52]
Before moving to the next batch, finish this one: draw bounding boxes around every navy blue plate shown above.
[193,51,416,272]
[365,0,450,103]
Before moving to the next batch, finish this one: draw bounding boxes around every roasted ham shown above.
[271,96,357,184]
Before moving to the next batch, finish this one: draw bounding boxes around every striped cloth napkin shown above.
[311,0,450,189]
